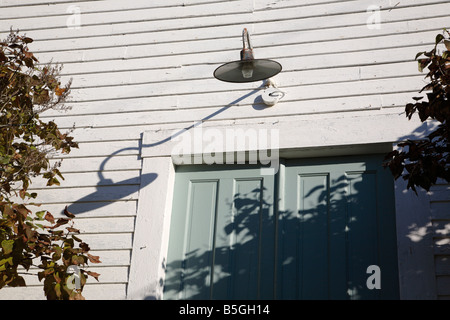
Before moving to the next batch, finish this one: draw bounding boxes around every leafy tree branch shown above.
[0,30,100,300]
[384,29,450,193]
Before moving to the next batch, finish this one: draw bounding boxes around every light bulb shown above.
[241,62,254,79]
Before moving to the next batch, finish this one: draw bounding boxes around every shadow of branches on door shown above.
[163,162,399,300]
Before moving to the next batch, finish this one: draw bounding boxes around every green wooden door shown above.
[278,155,399,299]
[163,165,276,300]
[163,155,399,300]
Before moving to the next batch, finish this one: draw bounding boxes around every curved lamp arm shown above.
[240,28,254,60]
[242,28,252,51]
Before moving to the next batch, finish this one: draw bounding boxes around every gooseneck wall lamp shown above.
[213,28,282,83]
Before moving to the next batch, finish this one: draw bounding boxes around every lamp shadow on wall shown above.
[65,146,158,216]
[65,82,268,216]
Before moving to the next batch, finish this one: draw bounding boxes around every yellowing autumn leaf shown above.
[55,86,66,96]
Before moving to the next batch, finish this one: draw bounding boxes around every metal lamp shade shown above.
[213,59,282,83]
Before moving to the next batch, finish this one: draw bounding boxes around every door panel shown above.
[183,180,218,299]
[279,155,399,300]
[299,173,330,298]
[164,165,275,300]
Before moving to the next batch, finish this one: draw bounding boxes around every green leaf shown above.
[0,156,11,164]
[71,255,85,265]
[436,33,445,44]
[1,239,14,255]
[46,177,60,187]
[72,234,82,242]
[418,59,430,72]
[54,283,62,298]
[54,169,64,180]
[63,238,74,248]
[418,60,424,72]
[52,247,62,261]
[35,210,46,220]
[415,51,425,60]
[0,256,13,266]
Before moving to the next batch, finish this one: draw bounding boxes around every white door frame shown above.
[126,113,437,299]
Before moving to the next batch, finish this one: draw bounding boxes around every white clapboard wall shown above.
[0,0,449,299]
